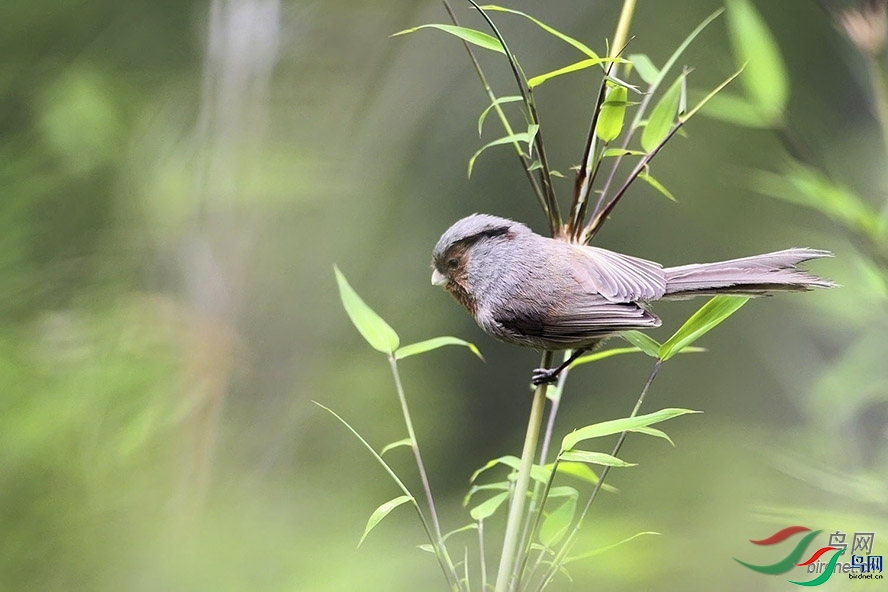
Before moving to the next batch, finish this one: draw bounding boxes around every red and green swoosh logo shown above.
[734,526,846,586]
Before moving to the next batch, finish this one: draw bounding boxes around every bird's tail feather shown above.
[663,248,835,299]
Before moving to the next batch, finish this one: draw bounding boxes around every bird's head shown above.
[431,214,529,312]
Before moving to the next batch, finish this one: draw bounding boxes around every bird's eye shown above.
[447,258,459,269]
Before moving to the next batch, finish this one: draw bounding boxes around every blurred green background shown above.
[2,0,886,590]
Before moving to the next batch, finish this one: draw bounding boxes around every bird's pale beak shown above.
[431,269,447,286]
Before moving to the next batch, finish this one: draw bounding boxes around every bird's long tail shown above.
[662,248,835,299]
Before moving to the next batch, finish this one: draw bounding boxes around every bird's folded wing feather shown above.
[569,246,666,302]
[494,298,661,346]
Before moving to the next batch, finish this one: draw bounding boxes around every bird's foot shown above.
[531,367,560,386]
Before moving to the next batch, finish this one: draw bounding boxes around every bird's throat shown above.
[447,281,476,316]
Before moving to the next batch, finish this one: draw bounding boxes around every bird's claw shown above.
[531,367,559,386]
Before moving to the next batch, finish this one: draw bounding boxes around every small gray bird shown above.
[431,214,834,384]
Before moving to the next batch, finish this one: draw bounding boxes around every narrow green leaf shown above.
[463,481,510,506]
[478,95,522,137]
[314,402,415,501]
[572,347,643,368]
[480,5,599,59]
[443,524,478,542]
[546,485,579,500]
[417,544,435,553]
[539,497,577,547]
[681,65,745,123]
[334,266,399,354]
[658,295,749,361]
[650,9,724,94]
[559,450,636,467]
[638,170,677,202]
[470,455,550,484]
[471,455,519,483]
[391,24,504,53]
[564,532,661,564]
[395,336,483,361]
[551,462,619,493]
[359,495,414,547]
[596,85,628,142]
[528,57,617,88]
[561,408,702,451]
[621,330,661,357]
[697,90,770,128]
[604,73,641,94]
[602,148,646,158]
[750,164,878,237]
[629,426,675,446]
[468,130,534,177]
[629,54,659,85]
[380,437,413,456]
[470,491,510,521]
[641,75,683,152]
[725,0,788,121]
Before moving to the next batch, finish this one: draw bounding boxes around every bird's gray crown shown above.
[433,214,529,260]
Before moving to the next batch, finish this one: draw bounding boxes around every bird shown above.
[431,213,834,385]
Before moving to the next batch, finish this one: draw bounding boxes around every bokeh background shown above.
[2,0,886,590]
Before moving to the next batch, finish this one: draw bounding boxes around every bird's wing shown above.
[569,246,666,303]
[493,296,661,347]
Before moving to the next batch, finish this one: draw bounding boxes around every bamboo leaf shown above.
[630,426,675,446]
[650,9,724,94]
[395,336,483,361]
[725,0,788,122]
[463,481,510,506]
[380,437,413,456]
[602,148,646,158]
[571,347,644,367]
[641,75,683,152]
[539,497,577,547]
[596,85,629,142]
[528,57,619,88]
[359,495,414,547]
[697,90,769,128]
[552,462,619,493]
[559,450,636,467]
[468,129,536,177]
[470,491,510,521]
[391,24,504,53]
[621,330,661,357]
[480,5,600,58]
[546,485,579,499]
[681,65,745,123]
[334,266,399,354]
[638,170,677,202]
[478,95,522,137]
[470,455,550,484]
[629,53,659,84]
[659,296,749,361]
[561,408,701,451]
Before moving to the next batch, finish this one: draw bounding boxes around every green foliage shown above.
[391,24,504,53]
[334,265,400,354]
[658,296,749,361]
[395,337,484,361]
[561,408,701,452]
[641,74,684,152]
[330,4,813,591]
[725,0,788,123]
[360,496,414,547]
[468,125,538,177]
[596,85,629,142]
[479,5,602,59]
